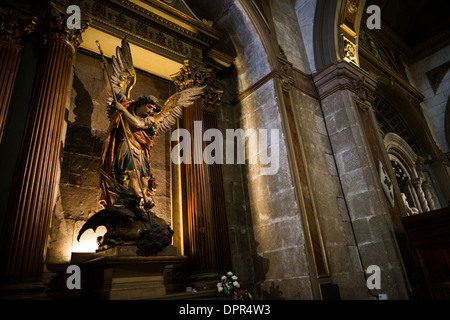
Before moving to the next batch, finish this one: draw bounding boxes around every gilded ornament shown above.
[0,10,37,44]
[44,2,90,50]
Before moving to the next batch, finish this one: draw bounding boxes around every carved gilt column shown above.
[172,61,231,276]
[0,11,37,141]
[1,4,89,281]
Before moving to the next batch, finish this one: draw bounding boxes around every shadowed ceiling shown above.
[366,0,450,50]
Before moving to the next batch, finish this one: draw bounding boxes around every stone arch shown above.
[373,81,441,160]
[187,0,275,92]
[384,133,438,214]
[313,0,367,71]
[371,80,448,207]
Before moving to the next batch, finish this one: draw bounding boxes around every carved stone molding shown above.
[355,98,371,112]
[312,60,377,102]
[44,2,90,51]
[0,10,37,44]
[412,177,430,212]
[351,75,375,102]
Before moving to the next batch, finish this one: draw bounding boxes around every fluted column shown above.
[1,4,89,281]
[173,61,231,275]
[412,178,430,213]
[0,11,37,141]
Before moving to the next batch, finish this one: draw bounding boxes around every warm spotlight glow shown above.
[80,26,183,80]
[72,226,107,253]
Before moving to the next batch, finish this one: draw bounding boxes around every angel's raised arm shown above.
[113,101,153,130]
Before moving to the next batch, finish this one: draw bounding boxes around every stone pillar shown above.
[1,4,89,282]
[172,61,232,277]
[313,60,410,299]
[0,11,37,141]
[422,180,436,211]
[412,178,430,213]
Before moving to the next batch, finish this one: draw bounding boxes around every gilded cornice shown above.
[119,0,221,44]
[51,0,232,69]
[138,0,222,40]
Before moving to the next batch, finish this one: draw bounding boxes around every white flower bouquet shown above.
[216,271,241,297]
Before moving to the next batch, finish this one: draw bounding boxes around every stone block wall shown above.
[319,87,410,299]
[289,89,369,299]
[234,79,315,299]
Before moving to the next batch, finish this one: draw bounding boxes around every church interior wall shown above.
[294,0,319,73]
[1,0,449,301]
[407,45,450,155]
[270,0,312,74]
[201,0,317,298]
[289,88,370,299]
[319,88,410,299]
[235,79,315,299]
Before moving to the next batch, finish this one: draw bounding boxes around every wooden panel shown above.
[0,40,22,142]
[180,100,231,275]
[203,110,232,272]
[403,207,450,248]
[403,207,450,299]
[2,39,74,281]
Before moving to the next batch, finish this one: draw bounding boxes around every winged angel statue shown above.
[77,37,204,253]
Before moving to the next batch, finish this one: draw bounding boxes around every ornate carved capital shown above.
[312,60,377,102]
[44,3,90,51]
[351,75,375,102]
[171,60,213,91]
[171,60,223,113]
[0,10,37,44]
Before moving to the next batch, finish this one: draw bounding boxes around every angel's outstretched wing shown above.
[105,37,136,103]
[153,86,206,136]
